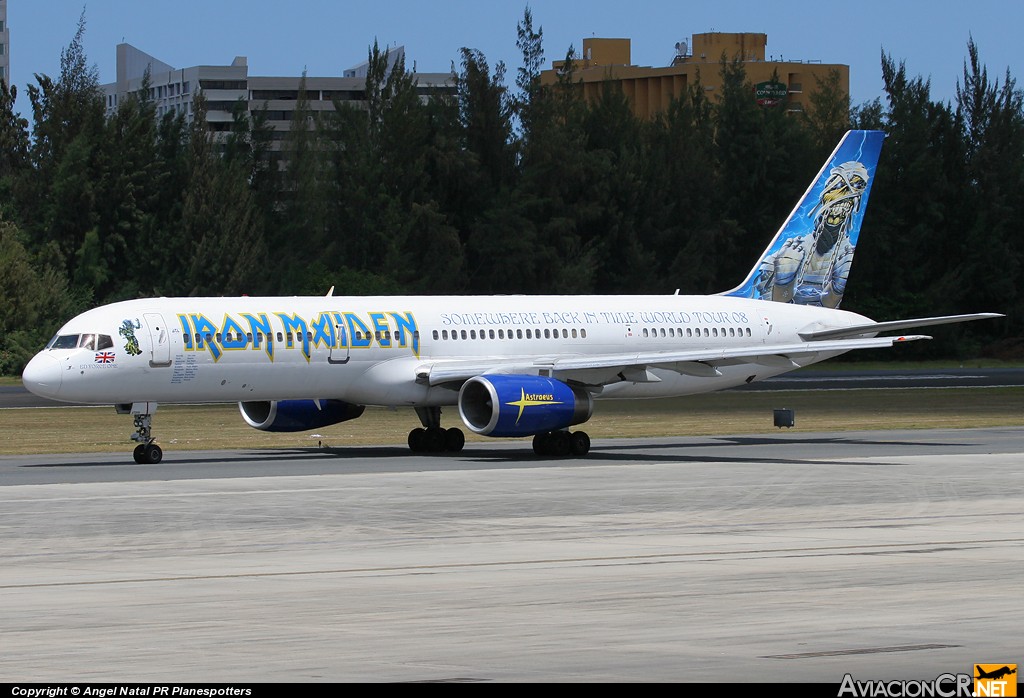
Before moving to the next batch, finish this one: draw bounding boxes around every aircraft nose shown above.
[22,353,63,399]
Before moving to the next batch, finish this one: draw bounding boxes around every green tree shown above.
[844,51,967,341]
[0,79,30,195]
[804,68,851,154]
[89,71,161,299]
[177,95,267,295]
[0,220,73,374]
[713,60,814,285]
[20,11,106,293]
[647,76,724,292]
[951,38,1024,337]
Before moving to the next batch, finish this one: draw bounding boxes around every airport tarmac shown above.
[1,428,1022,683]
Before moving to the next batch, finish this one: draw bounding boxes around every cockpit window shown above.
[45,333,114,350]
[48,334,80,350]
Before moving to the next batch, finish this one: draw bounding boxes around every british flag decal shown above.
[94,352,116,363]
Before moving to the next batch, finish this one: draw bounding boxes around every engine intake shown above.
[458,375,593,437]
[239,399,365,432]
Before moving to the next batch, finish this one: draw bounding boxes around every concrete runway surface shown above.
[1,428,1022,682]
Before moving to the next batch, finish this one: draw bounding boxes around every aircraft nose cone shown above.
[22,353,63,399]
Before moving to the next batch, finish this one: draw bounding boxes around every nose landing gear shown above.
[118,403,163,464]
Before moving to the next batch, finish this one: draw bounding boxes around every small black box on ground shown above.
[773,408,795,428]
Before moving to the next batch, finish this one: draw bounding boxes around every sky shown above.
[5,0,1020,118]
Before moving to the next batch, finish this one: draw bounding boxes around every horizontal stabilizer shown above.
[799,313,1003,341]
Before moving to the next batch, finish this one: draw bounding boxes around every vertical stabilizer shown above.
[723,130,885,308]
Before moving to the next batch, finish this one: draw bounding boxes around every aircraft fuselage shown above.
[24,293,866,407]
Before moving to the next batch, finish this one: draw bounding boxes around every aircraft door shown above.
[328,321,350,365]
[144,313,172,367]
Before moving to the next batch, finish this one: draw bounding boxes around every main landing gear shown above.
[118,403,163,464]
[408,406,465,454]
[532,430,591,457]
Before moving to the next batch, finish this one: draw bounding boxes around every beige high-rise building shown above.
[0,0,9,86]
[543,33,849,119]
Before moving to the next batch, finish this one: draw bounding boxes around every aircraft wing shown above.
[798,313,1003,341]
[418,334,930,388]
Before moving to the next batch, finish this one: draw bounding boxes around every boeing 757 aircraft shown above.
[22,131,1000,463]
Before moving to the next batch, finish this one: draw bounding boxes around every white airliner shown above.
[22,130,999,463]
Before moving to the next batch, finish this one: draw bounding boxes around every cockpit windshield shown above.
[46,334,114,350]
[48,334,80,349]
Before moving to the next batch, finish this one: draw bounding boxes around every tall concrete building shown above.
[101,43,455,149]
[542,33,849,119]
[0,0,9,86]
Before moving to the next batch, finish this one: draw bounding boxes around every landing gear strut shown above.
[118,403,163,464]
[408,406,465,454]
[532,430,591,457]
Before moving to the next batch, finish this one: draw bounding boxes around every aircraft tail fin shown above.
[722,130,886,308]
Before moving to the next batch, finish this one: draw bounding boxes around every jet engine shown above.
[458,375,593,437]
[239,399,365,432]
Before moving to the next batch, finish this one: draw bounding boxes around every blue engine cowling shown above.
[458,375,593,437]
[239,399,365,432]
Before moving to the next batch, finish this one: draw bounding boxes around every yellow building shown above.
[543,33,849,119]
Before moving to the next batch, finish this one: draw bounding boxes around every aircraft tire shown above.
[133,444,146,464]
[444,427,465,452]
[144,444,163,464]
[532,432,551,456]
[570,431,591,456]
[408,427,426,452]
[424,427,446,453]
[550,431,571,457]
